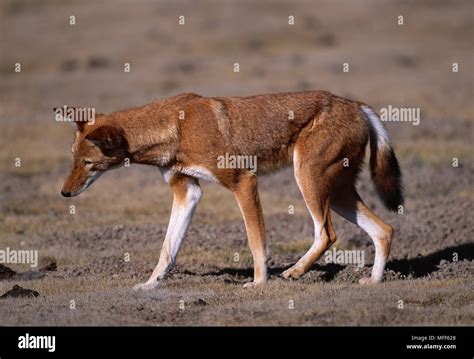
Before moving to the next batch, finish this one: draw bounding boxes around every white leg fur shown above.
[133,180,201,291]
[355,211,387,283]
[331,204,389,283]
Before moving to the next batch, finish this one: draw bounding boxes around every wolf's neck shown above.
[129,141,177,167]
[106,110,179,167]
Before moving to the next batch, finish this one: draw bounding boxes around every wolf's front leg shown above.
[133,175,202,291]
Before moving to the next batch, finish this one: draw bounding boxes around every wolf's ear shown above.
[73,118,88,132]
[85,125,128,153]
[53,107,84,130]
[76,113,103,132]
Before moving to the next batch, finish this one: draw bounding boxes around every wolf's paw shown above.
[243,280,266,289]
[133,281,160,291]
[358,277,381,285]
[282,265,305,280]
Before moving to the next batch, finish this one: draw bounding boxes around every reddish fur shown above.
[62,90,403,285]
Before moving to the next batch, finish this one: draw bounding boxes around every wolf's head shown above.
[61,118,129,197]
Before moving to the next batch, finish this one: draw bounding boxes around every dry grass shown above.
[0,0,472,326]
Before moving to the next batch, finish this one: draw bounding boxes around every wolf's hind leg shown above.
[331,188,393,283]
[282,148,338,279]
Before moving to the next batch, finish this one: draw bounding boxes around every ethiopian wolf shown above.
[60,91,403,290]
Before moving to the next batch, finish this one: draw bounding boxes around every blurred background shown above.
[0,0,472,325]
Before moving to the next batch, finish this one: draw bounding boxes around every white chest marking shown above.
[160,166,219,184]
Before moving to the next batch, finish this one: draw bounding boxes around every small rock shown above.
[1,285,40,299]
[0,264,16,280]
[87,56,110,69]
[40,261,57,272]
[195,298,207,306]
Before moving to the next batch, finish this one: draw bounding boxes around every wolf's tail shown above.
[360,105,404,212]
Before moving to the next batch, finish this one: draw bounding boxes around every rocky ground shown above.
[0,0,472,325]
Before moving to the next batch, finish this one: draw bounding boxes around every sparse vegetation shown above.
[0,0,472,325]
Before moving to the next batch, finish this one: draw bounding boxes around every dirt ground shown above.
[0,0,473,325]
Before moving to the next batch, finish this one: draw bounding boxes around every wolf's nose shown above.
[61,191,72,197]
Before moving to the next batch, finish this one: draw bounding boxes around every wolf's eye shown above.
[83,160,93,165]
